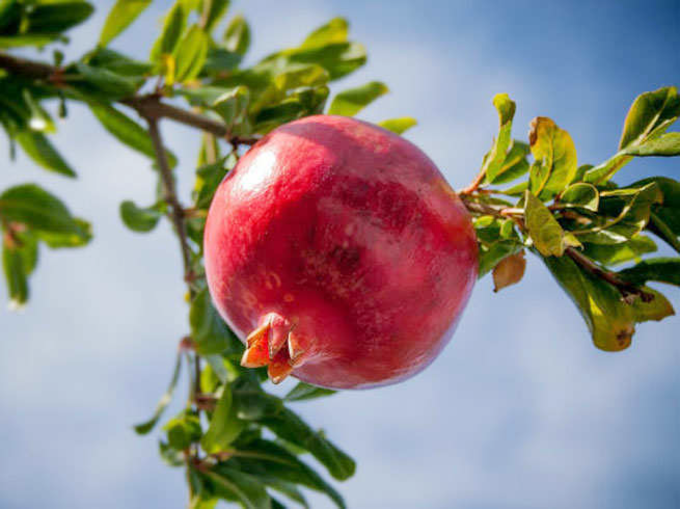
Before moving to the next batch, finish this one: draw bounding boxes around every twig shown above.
[565,247,654,303]
[146,118,193,283]
[458,168,487,196]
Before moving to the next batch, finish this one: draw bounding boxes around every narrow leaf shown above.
[618,258,680,287]
[300,17,348,49]
[89,102,177,167]
[134,349,183,434]
[328,81,388,117]
[174,25,209,83]
[15,131,75,177]
[377,117,417,135]
[284,382,336,402]
[201,384,245,453]
[484,93,516,182]
[99,0,152,47]
[223,15,250,56]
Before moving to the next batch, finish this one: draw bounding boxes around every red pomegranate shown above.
[204,115,477,389]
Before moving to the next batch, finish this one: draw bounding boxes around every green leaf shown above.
[300,17,348,49]
[232,379,285,421]
[630,288,675,324]
[201,0,230,32]
[189,288,239,355]
[223,14,250,56]
[649,212,680,253]
[164,412,202,450]
[134,349,183,434]
[285,42,366,81]
[261,479,308,508]
[212,86,250,129]
[578,183,662,245]
[89,102,177,167]
[618,258,680,287]
[543,254,673,352]
[201,384,245,453]
[582,235,657,266]
[119,201,163,233]
[284,382,336,402]
[15,131,75,177]
[38,217,92,248]
[203,47,242,74]
[74,62,140,99]
[174,25,209,83]
[528,116,578,198]
[22,89,55,133]
[490,141,530,185]
[477,239,523,277]
[328,81,388,117]
[377,117,417,135]
[560,183,599,211]
[586,87,680,184]
[159,440,184,467]
[233,439,345,508]
[483,93,516,183]
[0,184,80,234]
[99,0,152,47]
[260,408,356,481]
[205,467,271,509]
[195,157,232,209]
[87,48,153,77]
[2,237,29,308]
[24,2,94,35]
[622,132,680,157]
[150,1,187,61]
[524,191,580,256]
[619,86,680,151]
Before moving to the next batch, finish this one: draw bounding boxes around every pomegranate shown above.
[204,115,478,389]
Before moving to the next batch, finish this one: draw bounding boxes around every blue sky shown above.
[1,1,679,508]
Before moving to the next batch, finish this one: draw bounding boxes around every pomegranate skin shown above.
[204,115,477,389]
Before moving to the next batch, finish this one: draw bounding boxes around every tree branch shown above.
[565,247,654,303]
[0,52,260,145]
[146,118,194,284]
[459,195,654,302]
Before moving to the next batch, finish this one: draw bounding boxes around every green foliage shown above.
[0,3,678,507]
[465,88,679,353]
[377,117,417,135]
[99,0,152,47]
[328,81,389,116]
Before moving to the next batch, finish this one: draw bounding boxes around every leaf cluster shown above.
[466,87,680,351]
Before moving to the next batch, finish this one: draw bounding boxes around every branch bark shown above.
[146,118,193,283]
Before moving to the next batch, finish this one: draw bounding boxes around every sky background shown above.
[1,0,679,508]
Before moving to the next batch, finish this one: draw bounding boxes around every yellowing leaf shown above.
[492,250,526,292]
[524,191,580,256]
[528,116,577,198]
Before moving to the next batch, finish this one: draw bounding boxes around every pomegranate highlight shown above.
[204,115,478,389]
